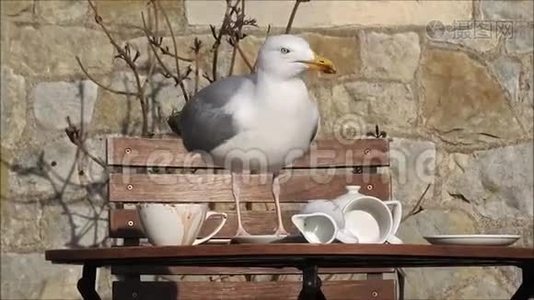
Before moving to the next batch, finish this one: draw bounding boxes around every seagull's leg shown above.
[272,172,289,236]
[232,172,250,236]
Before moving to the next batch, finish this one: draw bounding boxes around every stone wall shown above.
[1,0,532,299]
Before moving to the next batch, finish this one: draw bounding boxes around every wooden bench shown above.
[45,136,534,300]
[106,135,398,299]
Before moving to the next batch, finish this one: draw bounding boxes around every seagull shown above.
[174,34,336,237]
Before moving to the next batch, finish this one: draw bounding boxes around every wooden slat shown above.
[107,136,389,168]
[112,279,396,300]
[109,173,390,203]
[111,265,395,276]
[109,209,299,239]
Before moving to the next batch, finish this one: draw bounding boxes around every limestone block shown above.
[446,143,533,219]
[481,0,533,21]
[33,80,98,131]
[420,48,522,145]
[0,67,27,149]
[9,25,113,77]
[186,1,471,27]
[360,32,420,82]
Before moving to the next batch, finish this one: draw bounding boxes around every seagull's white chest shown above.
[212,81,318,171]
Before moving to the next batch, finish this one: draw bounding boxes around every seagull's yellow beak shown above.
[299,53,337,74]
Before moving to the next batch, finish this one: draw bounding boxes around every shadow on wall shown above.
[1,82,110,249]
[0,69,183,249]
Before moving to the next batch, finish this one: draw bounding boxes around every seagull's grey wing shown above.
[179,76,253,153]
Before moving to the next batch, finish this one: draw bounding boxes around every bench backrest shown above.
[107,136,391,240]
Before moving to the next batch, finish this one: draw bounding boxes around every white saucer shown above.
[231,234,289,244]
[206,238,231,245]
[423,234,520,246]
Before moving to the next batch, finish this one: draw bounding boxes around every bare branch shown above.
[141,12,190,102]
[76,57,137,96]
[65,117,106,169]
[155,0,189,102]
[252,24,272,71]
[235,43,254,73]
[87,0,148,136]
[228,0,246,76]
[191,38,203,93]
[401,184,431,223]
[285,0,309,34]
[141,4,159,91]
[159,45,193,62]
[211,0,234,81]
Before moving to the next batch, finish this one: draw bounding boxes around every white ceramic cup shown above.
[138,203,227,246]
[291,212,339,244]
[342,197,402,244]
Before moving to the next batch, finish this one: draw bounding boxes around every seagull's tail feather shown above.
[167,110,182,136]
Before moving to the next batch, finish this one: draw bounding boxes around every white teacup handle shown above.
[383,200,402,237]
[193,211,228,245]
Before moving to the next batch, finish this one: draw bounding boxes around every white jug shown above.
[293,186,402,244]
[291,198,359,244]
[291,212,339,244]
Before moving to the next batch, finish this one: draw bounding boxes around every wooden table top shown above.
[45,244,533,268]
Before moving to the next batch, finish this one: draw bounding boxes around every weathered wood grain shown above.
[109,173,390,203]
[112,279,396,300]
[109,209,299,239]
[107,136,389,168]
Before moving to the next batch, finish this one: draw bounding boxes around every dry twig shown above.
[286,0,310,34]
[191,38,203,93]
[401,184,431,223]
[85,0,149,136]
[210,0,234,81]
[141,11,191,102]
[75,57,136,97]
[155,0,190,102]
[65,117,106,169]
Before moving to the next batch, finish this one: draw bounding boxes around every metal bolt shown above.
[127,220,134,227]
[132,291,138,298]
[127,184,133,190]
[371,291,379,297]
[364,148,371,155]
[366,184,373,190]
[125,148,132,154]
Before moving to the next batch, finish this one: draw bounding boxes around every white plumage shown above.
[177,34,336,237]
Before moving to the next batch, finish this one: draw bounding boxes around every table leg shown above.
[298,265,326,300]
[511,264,533,300]
[76,264,101,300]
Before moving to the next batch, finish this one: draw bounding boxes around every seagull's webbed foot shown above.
[274,226,289,237]
[235,226,252,237]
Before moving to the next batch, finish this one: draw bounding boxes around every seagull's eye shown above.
[280,47,290,54]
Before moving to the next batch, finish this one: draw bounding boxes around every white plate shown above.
[231,234,289,244]
[423,234,520,246]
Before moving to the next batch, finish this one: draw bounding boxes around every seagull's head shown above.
[256,34,336,79]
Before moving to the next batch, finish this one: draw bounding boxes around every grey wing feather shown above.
[179,75,252,152]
